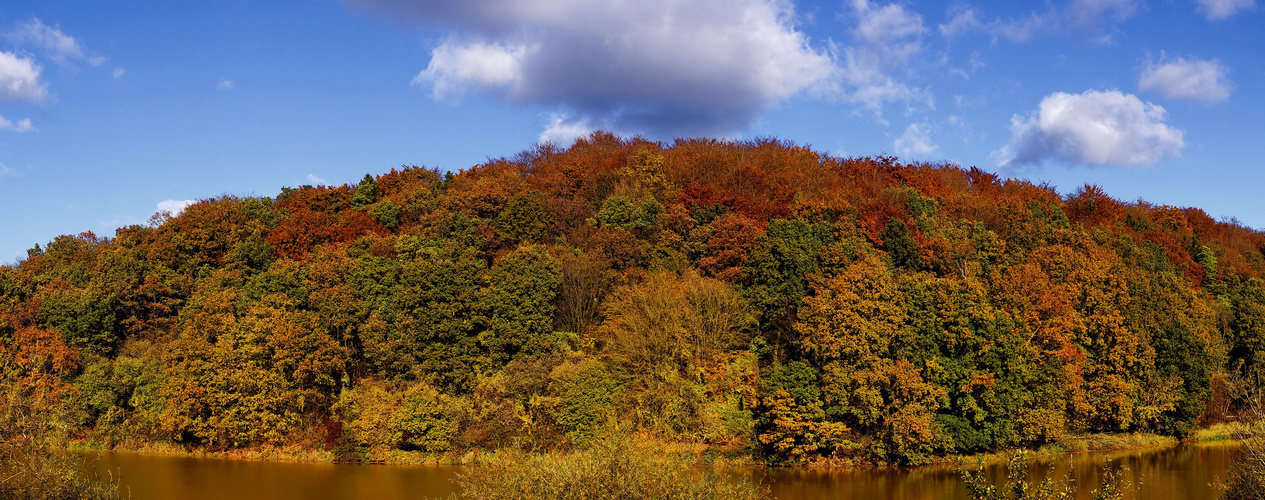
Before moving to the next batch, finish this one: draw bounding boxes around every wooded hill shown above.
[2,133,1264,465]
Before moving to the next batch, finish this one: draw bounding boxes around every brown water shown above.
[88,443,1239,499]
[758,443,1238,499]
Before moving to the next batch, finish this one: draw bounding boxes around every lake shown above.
[87,443,1239,499]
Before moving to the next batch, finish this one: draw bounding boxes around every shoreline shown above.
[69,423,1246,470]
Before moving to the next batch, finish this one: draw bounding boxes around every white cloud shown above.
[939,0,1140,43]
[306,174,328,185]
[832,0,933,118]
[539,113,593,145]
[112,68,126,79]
[1064,0,1140,37]
[894,123,938,157]
[0,162,18,180]
[992,89,1184,168]
[1196,0,1255,19]
[0,51,49,102]
[351,0,849,137]
[938,6,1054,42]
[0,113,33,132]
[939,6,985,36]
[217,78,235,90]
[852,0,926,67]
[1139,55,1233,103]
[5,18,103,66]
[415,40,529,100]
[156,199,196,215]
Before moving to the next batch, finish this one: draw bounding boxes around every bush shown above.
[958,453,1129,500]
[445,435,768,500]
[1222,387,1265,500]
[331,379,460,461]
[0,381,122,500]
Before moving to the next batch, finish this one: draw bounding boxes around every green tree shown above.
[483,244,563,365]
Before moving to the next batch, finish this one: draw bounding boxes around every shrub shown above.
[958,453,1129,500]
[0,381,122,500]
[445,435,768,500]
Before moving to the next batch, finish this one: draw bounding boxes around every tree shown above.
[483,244,563,364]
[598,270,754,436]
[796,254,949,464]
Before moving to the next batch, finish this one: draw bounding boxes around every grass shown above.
[437,434,770,500]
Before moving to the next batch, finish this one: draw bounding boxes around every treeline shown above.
[2,133,1264,465]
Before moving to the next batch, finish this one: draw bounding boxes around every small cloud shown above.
[947,52,985,80]
[5,18,103,66]
[415,41,529,101]
[0,162,19,180]
[1195,0,1255,19]
[0,51,50,103]
[539,113,593,146]
[1138,54,1233,103]
[112,68,126,79]
[217,78,234,90]
[992,89,1184,168]
[0,113,34,132]
[156,199,196,215]
[306,174,328,185]
[894,122,938,157]
[968,52,985,71]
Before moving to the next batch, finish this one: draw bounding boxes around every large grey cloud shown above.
[992,89,1184,168]
[344,0,929,140]
[346,0,835,138]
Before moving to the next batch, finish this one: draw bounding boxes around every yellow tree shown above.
[796,254,949,464]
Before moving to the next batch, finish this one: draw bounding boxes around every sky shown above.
[1,0,1262,264]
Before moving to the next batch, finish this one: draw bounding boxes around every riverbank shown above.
[77,441,1244,500]
[69,424,1247,470]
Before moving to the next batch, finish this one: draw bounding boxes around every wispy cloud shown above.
[894,122,938,157]
[5,18,104,66]
[112,68,126,79]
[217,78,235,90]
[1195,0,1255,19]
[0,162,19,180]
[1138,54,1233,103]
[939,0,1141,43]
[993,89,1183,168]
[307,174,328,185]
[836,0,933,118]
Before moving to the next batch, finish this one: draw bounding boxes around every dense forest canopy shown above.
[3,133,1264,465]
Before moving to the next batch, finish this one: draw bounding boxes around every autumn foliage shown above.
[3,132,1264,466]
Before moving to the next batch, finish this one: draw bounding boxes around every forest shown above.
[2,133,1264,466]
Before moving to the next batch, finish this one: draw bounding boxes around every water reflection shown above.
[89,453,463,500]
[88,443,1237,499]
[761,443,1238,500]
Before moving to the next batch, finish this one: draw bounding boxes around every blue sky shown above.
[1,0,1261,263]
